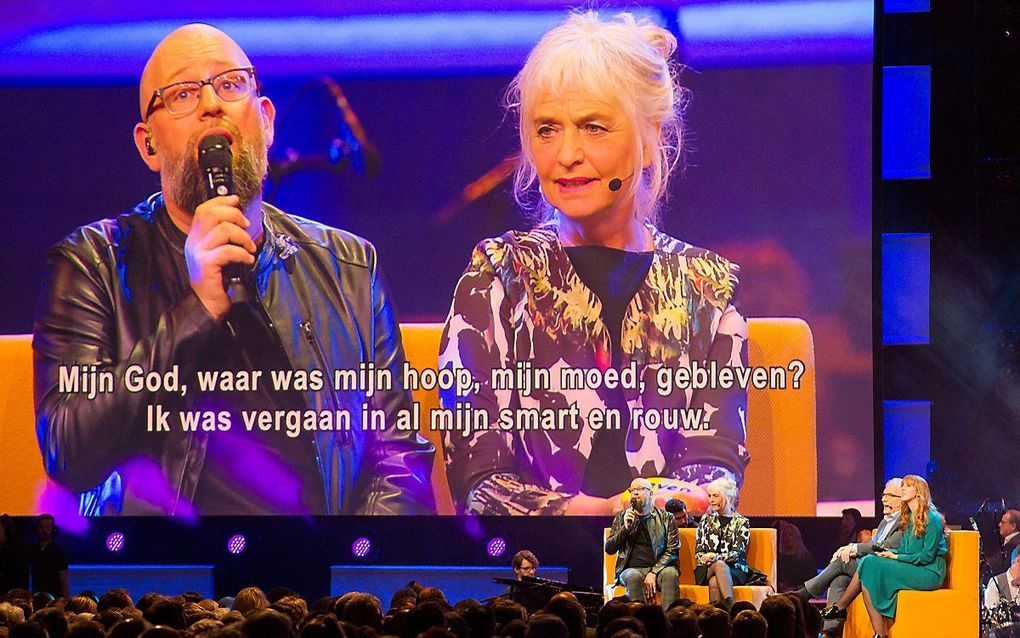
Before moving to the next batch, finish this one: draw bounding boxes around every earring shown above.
[145,137,156,156]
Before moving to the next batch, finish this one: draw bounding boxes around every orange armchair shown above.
[402,318,816,516]
[842,530,980,638]
[603,527,777,607]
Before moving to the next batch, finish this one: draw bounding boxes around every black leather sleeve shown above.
[653,512,680,573]
[349,251,436,514]
[33,243,217,492]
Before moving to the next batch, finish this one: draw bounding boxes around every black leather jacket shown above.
[33,194,435,515]
[605,507,679,582]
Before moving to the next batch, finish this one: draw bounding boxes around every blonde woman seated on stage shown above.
[694,478,750,610]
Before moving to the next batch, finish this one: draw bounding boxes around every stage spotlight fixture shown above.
[487,537,507,558]
[352,537,372,558]
[105,532,125,553]
[227,534,247,555]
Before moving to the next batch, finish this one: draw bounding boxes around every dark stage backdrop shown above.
[0,63,872,508]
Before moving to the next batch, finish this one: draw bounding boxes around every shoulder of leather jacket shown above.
[262,203,378,272]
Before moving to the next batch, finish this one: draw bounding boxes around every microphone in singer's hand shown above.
[199,134,249,305]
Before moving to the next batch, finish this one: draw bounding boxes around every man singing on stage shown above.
[32,24,434,516]
[605,478,680,610]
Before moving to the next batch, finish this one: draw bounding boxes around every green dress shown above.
[857,507,948,617]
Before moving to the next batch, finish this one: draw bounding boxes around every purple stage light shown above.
[486,537,506,558]
[105,532,125,553]
[352,537,372,558]
[227,534,247,555]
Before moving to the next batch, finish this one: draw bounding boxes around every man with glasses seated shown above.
[32,24,435,516]
[793,478,904,634]
[605,478,680,610]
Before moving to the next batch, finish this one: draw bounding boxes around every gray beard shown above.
[165,132,268,215]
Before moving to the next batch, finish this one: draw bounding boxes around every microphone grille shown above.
[608,178,623,192]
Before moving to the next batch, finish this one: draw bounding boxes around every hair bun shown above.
[639,21,677,61]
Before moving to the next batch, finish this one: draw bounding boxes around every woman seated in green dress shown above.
[821,474,948,638]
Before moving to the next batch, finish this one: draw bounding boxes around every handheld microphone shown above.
[970,517,980,532]
[608,173,635,192]
[199,134,249,305]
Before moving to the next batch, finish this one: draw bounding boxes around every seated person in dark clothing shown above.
[0,516,30,594]
[605,478,680,610]
[30,514,68,598]
[774,520,816,592]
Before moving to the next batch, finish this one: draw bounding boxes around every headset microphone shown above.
[608,173,635,192]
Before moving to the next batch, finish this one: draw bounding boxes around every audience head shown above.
[95,610,125,630]
[389,588,417,612]
[445,611,469,638]
[596,602,633,638]
[727,601,754,619]
[696,607,730,638]
[67,619,105,638]
[10,621,49,638]
[29,607,69,638]
[99,589,135,613]
[144,600,186,630]
[664,606,698,638]
[136,594,165,614]
[66,596,99,615]
[107,618,148,638]
[31,593,54,613]
[337,593,382,632]
[501,618,528,638]
[758,596,796,638]
[232,587,269,617]
[632,604,668,638]
[525,614,570,638]
[729,610,767,638]
[297,614,345,638]
[489,599,527,630]
[543,595,586,638]
[271,596,309,627]
[412,602,447,636]
[417,588,450,610]
[456,600,495,638]
[242,609,294,638]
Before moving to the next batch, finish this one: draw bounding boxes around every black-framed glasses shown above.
[144,67,258,120]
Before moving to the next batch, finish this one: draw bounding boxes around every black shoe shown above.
[793,587,812,602]
[820,606,846,620]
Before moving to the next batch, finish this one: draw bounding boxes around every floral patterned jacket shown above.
[695,511,751,572]
[438,224,749,515]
